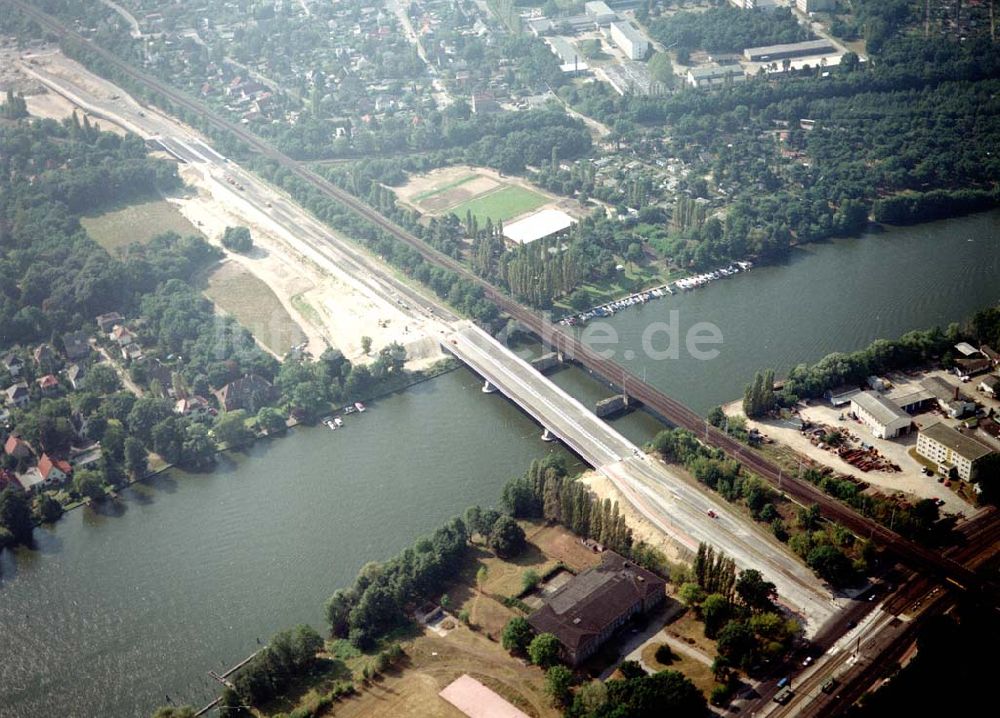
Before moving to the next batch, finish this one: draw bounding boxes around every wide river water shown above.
[1,211,998,717]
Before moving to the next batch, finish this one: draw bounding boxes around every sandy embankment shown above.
[578,470,690,565]
[10,44,444,369]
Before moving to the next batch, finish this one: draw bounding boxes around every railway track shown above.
[10,0,995,599]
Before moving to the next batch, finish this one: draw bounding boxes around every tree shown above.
[34,493,64,523]
[0,488,34,544]
[128,398,173,443]
[501,616,534,654]
[221,226,253,252]
[85,363,121,394]
[702,594,731,638]
[545,665,573,706]
[124,437,148,480]
[487,515,526,558]
[528,632,561,668]
[734,569,777,613]
[256,406,287,435]
[716,620,757,669]
[807,545,857,587]
[213,410,254,448]
[678,582,706,607]
[476,566,489,592]
[74,470,106,502]
[522,568,542,592]
[648,52,676,89]
[360,335,373,354]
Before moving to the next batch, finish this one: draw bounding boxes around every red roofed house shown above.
[4,435,33,461]
[37,374,60,395]
[38,453,72,486]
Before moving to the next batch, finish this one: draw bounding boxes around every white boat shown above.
[324,419,337,431]
[334,417,344,427]
[354,401,366,412]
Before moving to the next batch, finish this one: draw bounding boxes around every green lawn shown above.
[448,185,549,225]
[81,198,204,253]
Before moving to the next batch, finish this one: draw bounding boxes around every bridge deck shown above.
[446,323,838,632]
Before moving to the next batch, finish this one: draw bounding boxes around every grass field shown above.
[640,642,717,697]
[204,262,306,356]
[81,198,203,253]
[448,185,548,225]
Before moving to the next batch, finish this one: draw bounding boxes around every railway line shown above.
[9,0,994,600]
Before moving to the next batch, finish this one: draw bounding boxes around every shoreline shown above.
[24,359,461,530]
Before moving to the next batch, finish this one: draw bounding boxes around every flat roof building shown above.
[916,422,995,482]
[609,21,649,60]
[585,1,617,26]
[528,551,665,665]
[850,390,912,439]
[921,376,977,418]
[686,64,747,88]
[744,39,836,62]
[502,209,576,246]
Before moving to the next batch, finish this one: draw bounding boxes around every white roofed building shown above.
[502,209,576,246]
[850,390,912,439]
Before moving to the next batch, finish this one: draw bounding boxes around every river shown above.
[1,211,998,717]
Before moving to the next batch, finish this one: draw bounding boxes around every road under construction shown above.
[8,0,995,608]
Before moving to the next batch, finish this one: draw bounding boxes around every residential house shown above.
[37,374,60,395]
[37,453,72,486]
[4,382,30,409]
[4,435,34,461]
[981,345,1000,367]
[2,352,24,378]
[62,331,91,361]
[111,324,138,347]
[33,343,58,373]
[174,395,214,419]
[96,311,125,333]
[215,374,276,413]
[527,551,665,666]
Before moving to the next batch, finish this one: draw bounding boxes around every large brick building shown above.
[527,551,665,665]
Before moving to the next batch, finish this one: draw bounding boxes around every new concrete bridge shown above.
[444,323,840,632]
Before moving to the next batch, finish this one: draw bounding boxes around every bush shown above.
[654,643,674,665]
[221,225,253,252]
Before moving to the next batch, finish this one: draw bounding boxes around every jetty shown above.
[194,648,264,716]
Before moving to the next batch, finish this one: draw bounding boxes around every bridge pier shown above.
[481,379,497,394]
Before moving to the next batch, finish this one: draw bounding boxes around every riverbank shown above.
[27,358,461,528]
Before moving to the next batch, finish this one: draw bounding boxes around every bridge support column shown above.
[481,380,497,394]
[541,428,556,442]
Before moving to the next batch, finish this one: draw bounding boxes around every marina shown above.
[560,261,753,326]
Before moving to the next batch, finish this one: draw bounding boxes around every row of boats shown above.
[322,401,366,431]
[559,261,753,326]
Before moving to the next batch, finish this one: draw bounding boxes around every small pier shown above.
[193,648,264,716]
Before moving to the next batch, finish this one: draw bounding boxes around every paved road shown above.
[447,324,840,632]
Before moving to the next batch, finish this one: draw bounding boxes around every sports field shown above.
[448,185,548,225]
[394,165,558,224]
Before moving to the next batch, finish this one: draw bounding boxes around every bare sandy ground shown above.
[721,376,980,518]
[578,470,689,564]
[9,43,444,369]
[393,164,590,221]
[172,165,441,366]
